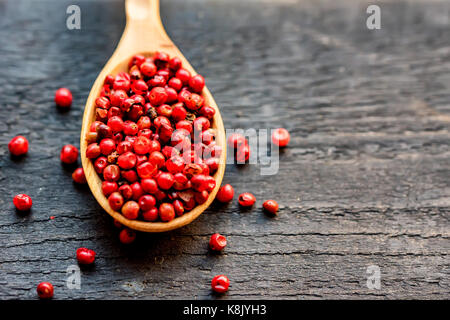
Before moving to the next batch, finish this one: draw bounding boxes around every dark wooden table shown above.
[0,0,449,299]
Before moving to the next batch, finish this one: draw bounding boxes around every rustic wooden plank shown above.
[0,0,449,299]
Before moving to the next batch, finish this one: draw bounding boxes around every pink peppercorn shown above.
[60,144,79,164]
[55,88,72,108]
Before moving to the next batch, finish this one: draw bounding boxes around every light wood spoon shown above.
[80,0,226,232]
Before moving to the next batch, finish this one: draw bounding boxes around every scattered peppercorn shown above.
[272,128,290,147]
[13,194,32,211]
[55,88,73,108]
[60,144,79,164]
[119,228,136,244]
[37,282,54,299]
[263,199,279,215]
[216,184,234,203]
[8,135,29,156]
[209,233,227,251]
[238,192,256,207]
[211,274,229,293]
[76,247,96,265]
[72,168,87,184]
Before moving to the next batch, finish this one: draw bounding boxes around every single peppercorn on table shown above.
[0,0,449,299]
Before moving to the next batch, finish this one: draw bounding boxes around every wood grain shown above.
[0,0,449,299]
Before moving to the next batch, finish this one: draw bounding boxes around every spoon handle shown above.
[113,0,173,60]
[125,0,161,25]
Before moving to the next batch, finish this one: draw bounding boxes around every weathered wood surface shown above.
[0,0,449,299]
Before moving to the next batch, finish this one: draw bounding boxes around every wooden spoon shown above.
[80,0,226,232]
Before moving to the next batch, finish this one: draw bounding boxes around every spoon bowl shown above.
[80,0,226,232]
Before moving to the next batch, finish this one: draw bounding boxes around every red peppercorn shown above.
[227,133,246,148]
[8,135,29,156]
[99,138,116,155]
[86,132,98,144]
[191,174,216,192]
[136,161,157,179]
[149,151,165,168]
[108,192,124,211]
[60,144,78,164]
[117,151,137,169]
[211,275,229,293]
[13,194,32,211]
[156,104,173,118]
[119,228,136,244]
[148,74,166,87]
[165,87,178,103]
[55,88,72,108]
[175,121,193,134]
[189,74,205,93]
[216,184,234,203]
[238,192,256,207]
[107,116,124,133]
[129,54,146,68]
[121,201,140,219]
[263,200,279,215]
[199,105,215,119]
[209,233,227,251]
[138,195,156,211]
[184,93,204,110]
[133,136,151,155]
[123,120,139,136]
[95,96,110,109]
[148,87,168,106]
[157,172,175,190]
[130,182,144,200]
[205,157,219,173]
[175,68,191,84]
[159,203,175,222]
[113,72,131,91]
[86,143,101,159]
[193,116,210,132]
[116,141,132,154]
[131,79,148,95]
[142,207,159,221]
[173,199,184,216]
[168,77,183,91]
[72,168,87,184]
[103,164,121,181]
[110,90,128,107]
[94,156,107,174]
[140,61,157,77]
[236,143,250,163]
[137,116,151,131]
[119,184,133,200]
[154,51,169,63]
[172,103,187,122]
[272,128,290,147]
[121,169,138,183]
[141,178,158,194]
[165,155,185,174]
[76,247,96,265]
[195,190,209,204]
[102,181,118,197]
[37,282,54,299]
[168,57,182,70]
[96,107,108,122]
